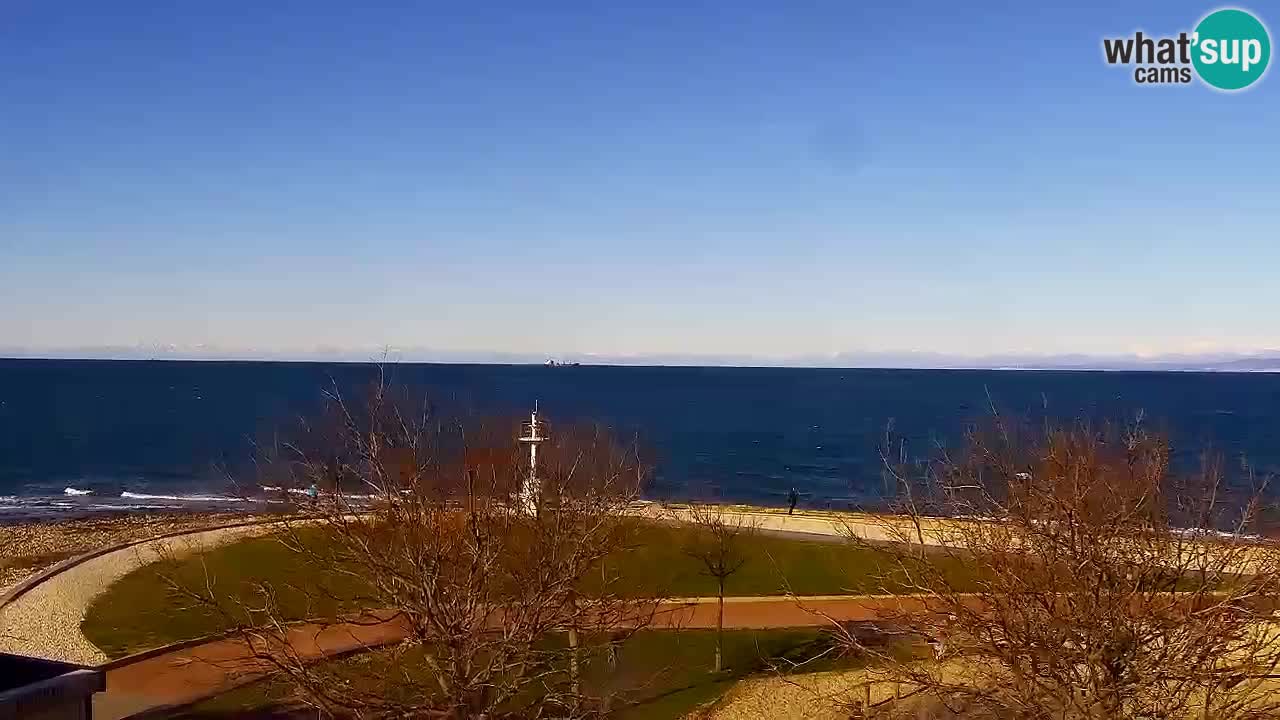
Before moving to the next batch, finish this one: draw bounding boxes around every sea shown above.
[3,359,1280,521]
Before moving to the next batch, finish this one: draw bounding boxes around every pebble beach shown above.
[0,511,273,596]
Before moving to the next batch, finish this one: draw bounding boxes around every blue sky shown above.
[2,1,1277,362]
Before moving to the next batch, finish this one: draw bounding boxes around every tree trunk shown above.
[568,625,580,696]
[715,576,724,673]
[567,592,581,708]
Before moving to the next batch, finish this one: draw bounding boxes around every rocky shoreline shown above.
[0,511,281,596]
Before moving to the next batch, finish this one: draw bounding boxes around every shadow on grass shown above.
[86,520,983,661]
[161,626,908,720]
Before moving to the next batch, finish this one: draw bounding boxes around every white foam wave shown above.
[119,491,249,503]
[88,503,185,511]
[0,496,61,505]
[64,487,93,496]
[1172,527,1261,541]
[282,488,377,501]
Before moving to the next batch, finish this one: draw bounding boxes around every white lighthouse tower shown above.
[517,406,546,515]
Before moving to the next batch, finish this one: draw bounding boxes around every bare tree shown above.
[680,503,756,673]
[835,417,1280,720]
[176,373,659,718]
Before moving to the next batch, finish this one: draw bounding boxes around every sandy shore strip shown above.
[643,502,956,547]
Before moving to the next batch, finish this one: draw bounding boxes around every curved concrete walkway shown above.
[0,507,879,666]
[0,521,282,664]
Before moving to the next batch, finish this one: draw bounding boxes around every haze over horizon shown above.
[4,2,1278,359]
[7,343,1280,372]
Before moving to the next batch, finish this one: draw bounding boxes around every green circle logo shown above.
[1193,8,1271,90]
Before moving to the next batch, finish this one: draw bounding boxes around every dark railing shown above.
[0,653,105,720]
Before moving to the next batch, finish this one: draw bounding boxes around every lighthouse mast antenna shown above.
[517,407,545,515]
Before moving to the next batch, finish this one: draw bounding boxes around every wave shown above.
[64,487,93,496]
[0,496,75,507]
[284,488,378,501]
[89,503,185,511]
[119,491,249,503]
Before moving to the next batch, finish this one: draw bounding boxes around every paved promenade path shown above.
[93,593,913,720]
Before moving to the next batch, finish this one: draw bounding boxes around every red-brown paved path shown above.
[94,595,918,720]
[96,617,407,720]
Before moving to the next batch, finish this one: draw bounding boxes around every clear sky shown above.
[2,1,1277,361]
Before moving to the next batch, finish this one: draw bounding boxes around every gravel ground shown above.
[703,660,974,720]
[0,513,261,595]
[703,669,876,720]
[0,516,281,664]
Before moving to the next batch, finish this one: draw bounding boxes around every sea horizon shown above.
[6,359,1280,521]
[4,354,1280,373]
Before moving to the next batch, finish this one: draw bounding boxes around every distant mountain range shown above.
[4,345,1280,372]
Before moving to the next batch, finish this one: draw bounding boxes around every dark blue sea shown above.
[3,359,1280,519]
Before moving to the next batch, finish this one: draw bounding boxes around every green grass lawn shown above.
[83,521,975,658]
[83,526,351,658]
[165,627,878,720]
[612,522,975,597]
